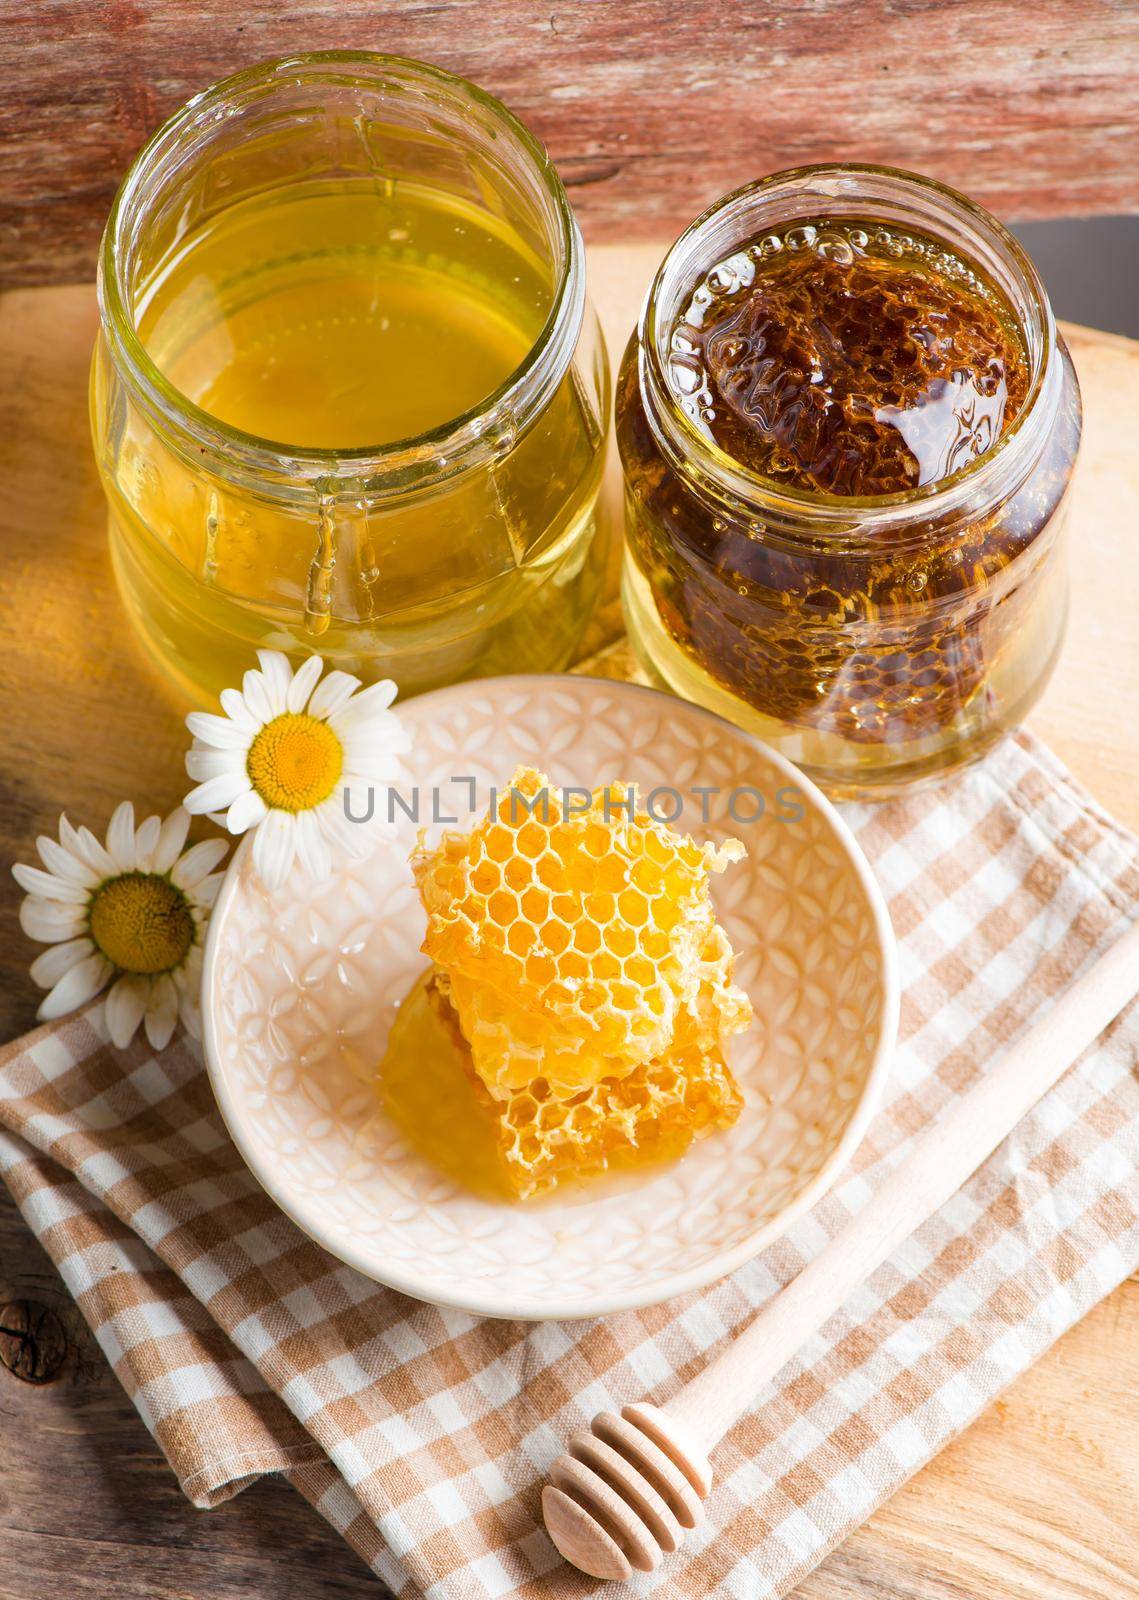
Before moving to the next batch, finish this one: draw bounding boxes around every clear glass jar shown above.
[617,165,1081,798]
[92,53,609,706]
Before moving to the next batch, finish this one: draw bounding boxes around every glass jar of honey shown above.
[617,164,1081,797]
[92,53,609,706]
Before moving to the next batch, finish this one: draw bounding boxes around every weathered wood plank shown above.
[3,1,1139,288]
[0,1187,384,1598]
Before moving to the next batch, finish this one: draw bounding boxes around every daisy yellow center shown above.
[246,712,343,812]
[88,873,195,976]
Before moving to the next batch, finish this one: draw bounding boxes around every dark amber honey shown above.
[618,170,1081,794]
[676,222,1028,495]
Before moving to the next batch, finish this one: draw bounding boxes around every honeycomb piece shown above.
[439,922,752,1097]
[412,766,745,1083]
[424,976,744,1199]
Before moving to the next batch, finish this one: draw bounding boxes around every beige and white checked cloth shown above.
[2,727,1138,1599]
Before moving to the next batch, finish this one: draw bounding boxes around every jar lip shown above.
[639,162,1057,526]
[98,51,584,485]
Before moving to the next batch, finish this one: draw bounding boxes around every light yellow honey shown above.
[96,179,607,705]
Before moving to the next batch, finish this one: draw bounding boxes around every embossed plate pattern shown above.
[202,675,898,1318]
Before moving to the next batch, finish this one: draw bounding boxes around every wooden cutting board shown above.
[0,247,1137,1599]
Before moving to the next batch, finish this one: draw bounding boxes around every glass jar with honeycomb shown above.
[92,54,609,708]
[617,165,1081,798]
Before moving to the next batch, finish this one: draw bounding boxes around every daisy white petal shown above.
[344,750,405,783]
[12,862,91,903]
[293,808,332,881]
[144,976,180,1051]
[29,937,96,990]
[134,814,162,868]
[20,897,87,943]
[36,834,99,888]
[318,793,358,844]
[151,808,192,874]
[286,653,324,712]
[186,711,251,751]
[38,953,113,1021]
[105,802,137,870]
[308,669,362,721]
[328,678,399,727]
[186,746,244,783]
[338,780,384,832]
[252,809,296,892]
[180,943,204,990]
[226,788,268,835]
[105,975,149,1049]
[170,838,229,889]
[319,794,374,858]
[219,687,260,735]
[72,823,117,877]
[243,666,278,724]
[176,957,203,1039]
[256,650,293,713]
[193,872,226,910]
[334,709,413,758]
[184,772,252,815]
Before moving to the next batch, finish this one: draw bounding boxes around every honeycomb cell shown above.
[574,921,602,956]
[520,886,550,923]
[517,821,546,857]
[488,889,517,926]
[507,921,535,958]
[536,852,565,890]
[618,889,648,926]
[605,923,637,960]
[559,949,589,982]
[485,826,512,862]
[472,861,498,895]
[504,857,531,892]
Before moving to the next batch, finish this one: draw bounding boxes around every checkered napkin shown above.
[2,726,1138,1600]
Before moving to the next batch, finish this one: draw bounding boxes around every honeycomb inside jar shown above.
[674,222,1028,495]
[618,206,1082,797]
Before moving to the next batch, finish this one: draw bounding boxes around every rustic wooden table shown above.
[1,246,1137,1599]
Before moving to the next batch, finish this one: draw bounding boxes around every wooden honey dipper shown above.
[543,918,1139,1580]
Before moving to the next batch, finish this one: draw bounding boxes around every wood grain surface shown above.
[4,0,1139,288]
[0,247,1138,1597]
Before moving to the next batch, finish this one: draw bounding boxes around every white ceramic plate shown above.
[202,674,898,1319]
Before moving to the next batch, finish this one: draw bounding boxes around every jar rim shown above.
[638,162,1057,529]
[97,51,585,489]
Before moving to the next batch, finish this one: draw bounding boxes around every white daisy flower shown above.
[182,649,410,892]
[13,804,227,1050]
